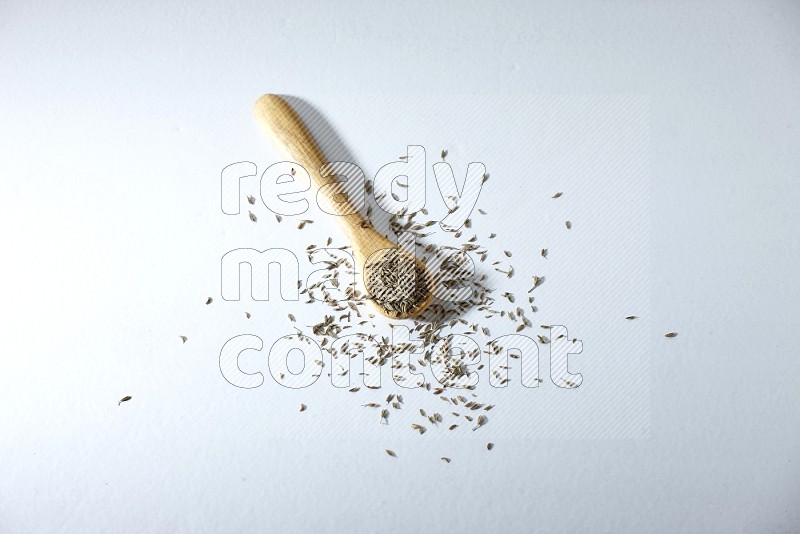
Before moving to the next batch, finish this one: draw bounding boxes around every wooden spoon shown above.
[253,94,433,319]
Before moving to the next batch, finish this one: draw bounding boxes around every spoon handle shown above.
[253,94,394,263]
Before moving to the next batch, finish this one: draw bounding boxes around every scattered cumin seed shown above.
[472,415,487,431]
[528,276,544,292]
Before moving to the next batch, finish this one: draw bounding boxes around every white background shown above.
[1,1,799,533]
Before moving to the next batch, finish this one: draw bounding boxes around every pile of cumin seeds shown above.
[363,248,431,318]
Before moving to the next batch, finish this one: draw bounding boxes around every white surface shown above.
[1,1,799,533]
